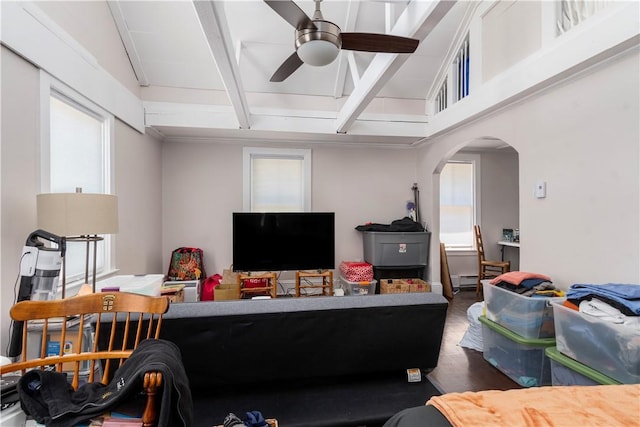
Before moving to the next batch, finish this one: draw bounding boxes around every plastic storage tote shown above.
[96,274,164,296]
[339,275,376,296]
[552,301,640,384]
[362,232,430,266]
[484,284,564,339]
[545,347,620,386]
[479,315,555,387]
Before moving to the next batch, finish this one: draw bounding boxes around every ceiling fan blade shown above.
[264,0,316,30]
[341,33,419,53]
[270,51,304,82]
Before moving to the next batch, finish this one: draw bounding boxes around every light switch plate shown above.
[535,181,546,198]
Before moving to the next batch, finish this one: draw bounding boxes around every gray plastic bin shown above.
[363,231,430,266]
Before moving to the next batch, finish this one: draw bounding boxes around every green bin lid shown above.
[478,315,556,346]
[545,347,620,385]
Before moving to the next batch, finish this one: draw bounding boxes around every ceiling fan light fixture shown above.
[295,20,341,67]
[266,0,420,81]
[297,39,339,66]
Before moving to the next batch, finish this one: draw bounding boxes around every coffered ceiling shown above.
[107,1,500,148]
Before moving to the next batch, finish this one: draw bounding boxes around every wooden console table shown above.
[295,270,333,297]
[237,272,277,299]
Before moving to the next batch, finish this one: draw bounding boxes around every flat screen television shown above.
[233,212,335,272]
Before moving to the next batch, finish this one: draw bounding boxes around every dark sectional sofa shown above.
[158,293,449,427]
[97,292,448,426]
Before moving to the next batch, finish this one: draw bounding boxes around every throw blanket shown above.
[489,271,551,286]
[427,384,640,427]
[355,217,425,232]
[18,339,193,427]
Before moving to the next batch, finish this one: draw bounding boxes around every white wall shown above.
[480,149,520,262]
[482,1,542,81]
[0,51,163,351]
[1,48,41,351]
[419,48,640,290]
[114,124,164,275]
[161,142,421,278]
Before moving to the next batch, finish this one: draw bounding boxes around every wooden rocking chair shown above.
[0,292,170,426]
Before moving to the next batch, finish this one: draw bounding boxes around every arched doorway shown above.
[432,137,519,291]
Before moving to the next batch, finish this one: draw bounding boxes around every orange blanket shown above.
[427,384,640,427]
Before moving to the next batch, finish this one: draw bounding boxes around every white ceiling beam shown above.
[1,1,144,132]
[144,101,428,139]
[107,1,149,86]
[193,1,251,129]
[385,3,392,33]
[333,0,360,98]
[333,53,350,98]
[335,0,456,133]
[347,51,360,85]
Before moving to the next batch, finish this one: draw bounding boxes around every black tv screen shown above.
[233,212,335,272]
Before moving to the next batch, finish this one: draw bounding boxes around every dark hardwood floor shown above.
[427,288,523,393]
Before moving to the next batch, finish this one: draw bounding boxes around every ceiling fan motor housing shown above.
[295,20,342,66]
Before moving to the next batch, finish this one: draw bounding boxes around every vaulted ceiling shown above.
[108,1,496,148]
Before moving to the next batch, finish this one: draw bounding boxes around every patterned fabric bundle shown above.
[339,261,373,282]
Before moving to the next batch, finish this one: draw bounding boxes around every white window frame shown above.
[242,147,312,212]
[440,153,482,252]
[39,72,116,288]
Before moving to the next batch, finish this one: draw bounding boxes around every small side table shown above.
[237,272,277,299]
[295,270,333,297]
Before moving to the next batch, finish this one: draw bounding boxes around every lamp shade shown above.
[37,193,119,236]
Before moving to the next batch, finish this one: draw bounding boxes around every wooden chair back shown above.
[1,292,170,425]
[473,225,510,295]
[474,224,486,262]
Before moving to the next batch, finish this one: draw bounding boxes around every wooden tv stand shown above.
[295,270,333,297]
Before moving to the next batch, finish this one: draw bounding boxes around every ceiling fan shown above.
[265,0,420,82]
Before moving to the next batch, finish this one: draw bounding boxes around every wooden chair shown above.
[474,225,510,295]
[0,292,170,426]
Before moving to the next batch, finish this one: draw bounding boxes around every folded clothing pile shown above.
[489,271,563,298]
[564,283,640,326]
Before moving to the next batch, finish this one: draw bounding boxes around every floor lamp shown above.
[37,190,119,298]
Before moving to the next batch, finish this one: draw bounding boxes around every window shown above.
[440,155,481,250]
[40,73,115,284]
[453,36,470,102]
[243,147,311,212]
